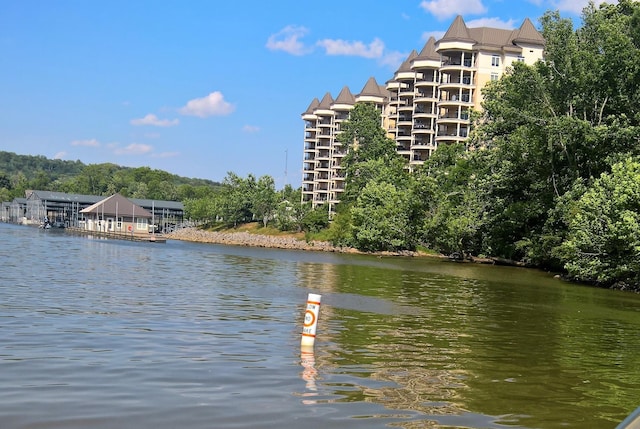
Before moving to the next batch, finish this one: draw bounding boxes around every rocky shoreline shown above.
[164,227,431,257]
[164,227,355,253]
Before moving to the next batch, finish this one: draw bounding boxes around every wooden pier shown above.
[65,227,166,243]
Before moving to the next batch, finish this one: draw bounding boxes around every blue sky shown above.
[0,0,606,188]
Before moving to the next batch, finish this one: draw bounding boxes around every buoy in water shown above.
[301,293,321,348]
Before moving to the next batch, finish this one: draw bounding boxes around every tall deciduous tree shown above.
[252,175,277,227]
[351,181,413,252]
[339,103,406,204]
[471,0,640,265]
[558,157,640,289]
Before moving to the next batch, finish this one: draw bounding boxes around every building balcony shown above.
[438,94,472,106]
[440,57,473,71]
[415,78,438,87]
[412,140,436,149]
[415,93,437,103]
[414,111,435,120]
[413,128,434,135]
[437,113,470,124]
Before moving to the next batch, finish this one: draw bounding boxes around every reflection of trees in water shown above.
[294,254,640,427]
[305,308,472,425]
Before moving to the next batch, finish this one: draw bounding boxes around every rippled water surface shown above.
[2,223,640,428]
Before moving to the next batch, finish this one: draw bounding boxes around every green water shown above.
[2,222,639,428]
[301,257,640,428]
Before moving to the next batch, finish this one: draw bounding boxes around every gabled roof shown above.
[316,92,334,110]
[358,76,384,97]
[80,193,152,218]
[512,17,545,45]
[438,15,543,50]
[333,86,355,106]
[415,36,439,61]
[395,50,418,73]
[302,97,320,115]
[439,15,475,44]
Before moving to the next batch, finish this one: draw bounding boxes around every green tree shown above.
[339,103,405,204]
[273,186,306,231]
[301,204,329,233]
[218,172,254,227]
[350,181,414,252]
[184,197,217,224]
[0,172,12,190]
[413,144,483,256]
[469,1,640,265]
[557,158,640,289]
[252,175,277,227]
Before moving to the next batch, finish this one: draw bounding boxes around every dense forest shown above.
[3,2,639,290]
[0,151,221,202]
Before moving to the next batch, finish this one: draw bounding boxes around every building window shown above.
[490,73,499,81]
[136,217,147,230]
[517,56,525,62]
[492,55,500,67]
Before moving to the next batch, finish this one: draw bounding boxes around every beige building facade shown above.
[301,15,545,213]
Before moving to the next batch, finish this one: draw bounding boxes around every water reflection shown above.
[3,224,640,429]
[290,258,640,428]
[300,347,319,404]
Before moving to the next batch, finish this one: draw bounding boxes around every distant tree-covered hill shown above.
[0,151,220,202]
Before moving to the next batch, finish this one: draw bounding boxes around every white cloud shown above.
[379,51,409,69]
[316,37,385,59]
[266,25,310,55]
[152,151,180,158]
[243,125,260,133]
[467,17,517,29]
[179,91,235,117]
[71,138,100,147]
[420,0,487,19]
[130,113,179,127]
[53,151,66,159]
[114,143,153,155]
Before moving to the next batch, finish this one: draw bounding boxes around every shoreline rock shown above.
[164,227,435,257]
[165,227,355,253]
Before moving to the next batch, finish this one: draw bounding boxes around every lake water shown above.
[1,222,640,429]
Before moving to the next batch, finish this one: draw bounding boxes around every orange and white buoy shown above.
[301,293,321,348]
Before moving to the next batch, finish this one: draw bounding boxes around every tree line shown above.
[0,152,220,202]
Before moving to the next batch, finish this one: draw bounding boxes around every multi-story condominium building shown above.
[302,15,545,212]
